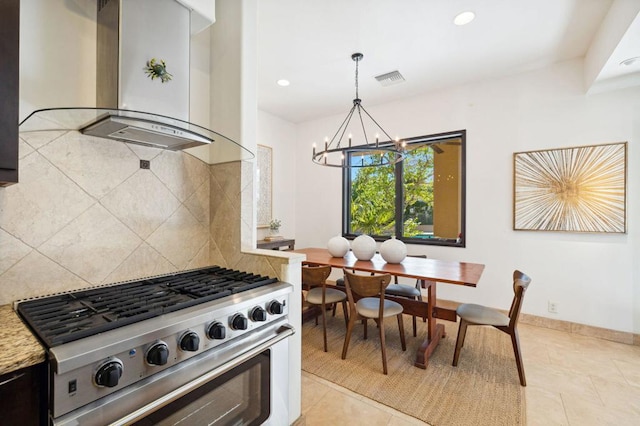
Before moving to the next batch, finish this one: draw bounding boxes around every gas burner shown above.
[17,266,279,347]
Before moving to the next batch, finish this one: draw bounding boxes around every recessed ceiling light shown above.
[276,79,290,87]
[619,57,640,67]
[454,11,475,26]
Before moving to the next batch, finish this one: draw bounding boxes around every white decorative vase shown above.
[327,236,350,257]
[380,236,407,263]
[351,235,377,261]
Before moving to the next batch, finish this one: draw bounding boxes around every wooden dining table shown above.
[293,247,485,369]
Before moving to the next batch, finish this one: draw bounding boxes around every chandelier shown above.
[312,53,405,168]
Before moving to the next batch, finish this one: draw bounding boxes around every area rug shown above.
[301,311,526,426]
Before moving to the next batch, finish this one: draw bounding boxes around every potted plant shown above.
[269,219,281,235]
[265,219,282,241]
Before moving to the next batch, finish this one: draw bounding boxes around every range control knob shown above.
[230,313,248,330]
[250,306,267,322]
[207,322,226,340]
[146,342,169,366]
[94,359,124,388]
[268,300,284,315]
[179,331,200,352]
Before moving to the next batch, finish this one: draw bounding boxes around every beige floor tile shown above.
[545,346,627,383]
[301,373,332,414]
[526,361,601,400]
[562,392,638,426]
[519,323,578,348]
[303,370,359,395]
[570,333,640,363]
[303,371,420,425]
[303,390,393,426]
[614,358,640,387]
[520,339,552,365]
[591,375,640,418]
[525,387,568,425]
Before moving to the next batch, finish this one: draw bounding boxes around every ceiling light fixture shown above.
[454,11,475,26]
[276,79,290,86]
[619,57,640,67]
[312,53,405,168]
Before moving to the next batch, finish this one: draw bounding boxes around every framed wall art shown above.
[256,144,273,228]
[513,142,627,233]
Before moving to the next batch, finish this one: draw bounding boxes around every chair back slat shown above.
[508,270,532,328]
[302,265,331,289]
[343,269,392,297]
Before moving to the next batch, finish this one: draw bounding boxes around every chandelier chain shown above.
[355,55,359,100]
[311,52,405,168]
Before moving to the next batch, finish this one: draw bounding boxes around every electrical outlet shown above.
[548,301,559,314]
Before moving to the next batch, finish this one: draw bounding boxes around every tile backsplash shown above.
[0,131,216,304]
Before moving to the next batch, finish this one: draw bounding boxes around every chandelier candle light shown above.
[312,53,406,168]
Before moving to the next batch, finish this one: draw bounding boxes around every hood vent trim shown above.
[19,108,255,162]
[81,115,212,150]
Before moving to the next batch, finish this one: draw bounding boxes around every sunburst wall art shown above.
[513,142,627,233]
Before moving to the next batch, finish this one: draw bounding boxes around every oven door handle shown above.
[110,324,294,426]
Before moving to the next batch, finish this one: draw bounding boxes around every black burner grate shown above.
[17,266,278,347]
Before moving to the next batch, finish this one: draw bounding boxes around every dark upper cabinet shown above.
[0,0,20,186]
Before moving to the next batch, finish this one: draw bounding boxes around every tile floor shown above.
[300,322,640,425]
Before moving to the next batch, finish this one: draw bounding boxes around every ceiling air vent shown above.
[375,70,405,87]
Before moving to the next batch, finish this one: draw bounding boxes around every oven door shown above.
[131,347,272,425]
[53,320,293,426]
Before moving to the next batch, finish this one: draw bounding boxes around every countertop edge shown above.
[0,304,46,375]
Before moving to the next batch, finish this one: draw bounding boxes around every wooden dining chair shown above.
[341,269,406,375]
[302,264,348,352]
[452,270,532,386]
[384,254,427,336]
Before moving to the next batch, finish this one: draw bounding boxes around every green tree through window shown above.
[350,153,396,235]
[344,131,466,246]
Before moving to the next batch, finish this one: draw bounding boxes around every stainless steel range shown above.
[16,266,294,425]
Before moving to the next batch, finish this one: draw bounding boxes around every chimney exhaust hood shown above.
[18,0,253,163]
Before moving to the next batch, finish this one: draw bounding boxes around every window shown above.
[343,130,466,247]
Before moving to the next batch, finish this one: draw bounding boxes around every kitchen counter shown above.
[0,304,45,375]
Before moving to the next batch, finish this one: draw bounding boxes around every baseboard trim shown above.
[439,298,639,346]
[518,312,639,346]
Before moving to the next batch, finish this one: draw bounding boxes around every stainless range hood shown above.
[81,114,212,150]
[20,107,220,151]
[19,0,253,163]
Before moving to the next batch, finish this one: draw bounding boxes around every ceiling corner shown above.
[584,0,640,94]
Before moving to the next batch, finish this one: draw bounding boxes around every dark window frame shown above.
[342,129,466,247]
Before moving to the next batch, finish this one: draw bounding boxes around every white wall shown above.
[289,59,639,334]
[256,110,297,240]
[19,0,96,119]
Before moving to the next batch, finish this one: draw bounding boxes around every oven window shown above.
[133,350,271,426]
